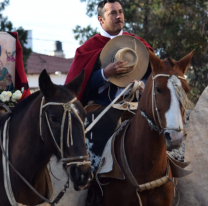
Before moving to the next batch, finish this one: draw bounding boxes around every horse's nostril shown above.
[164,132,172,142]
[70,165,80,181]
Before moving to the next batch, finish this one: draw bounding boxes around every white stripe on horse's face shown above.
[165,78,184,130]
[72,104,79,115]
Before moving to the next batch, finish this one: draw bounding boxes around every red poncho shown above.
[9,32,31,99]
[65,32,153,100]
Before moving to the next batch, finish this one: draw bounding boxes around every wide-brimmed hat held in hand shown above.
[100,35,149,87]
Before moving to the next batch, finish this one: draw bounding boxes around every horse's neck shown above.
[124,104,167,180]
[8,94,51,197]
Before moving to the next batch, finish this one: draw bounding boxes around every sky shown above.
[2,0,99,58]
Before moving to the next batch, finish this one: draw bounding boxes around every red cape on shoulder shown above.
[65,32,153,100]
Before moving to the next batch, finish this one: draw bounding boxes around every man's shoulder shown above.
[122,31,136,36]
[81,34,108,47]
[76,34,110,53]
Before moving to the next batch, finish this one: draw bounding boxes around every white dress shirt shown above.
[98,26,123,95]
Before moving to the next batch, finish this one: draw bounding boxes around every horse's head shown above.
[39,69,92,190]
[141,50,194,151]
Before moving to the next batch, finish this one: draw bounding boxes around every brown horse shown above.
[0,70,92,206]
[92,50,194,206]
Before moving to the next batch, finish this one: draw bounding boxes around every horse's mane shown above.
[12,91,41,114]
[167,58,175,67]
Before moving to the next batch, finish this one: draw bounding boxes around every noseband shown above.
[39,96,90,166]
[140,74,193,134]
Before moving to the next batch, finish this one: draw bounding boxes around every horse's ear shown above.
[148,49,162,74]
[39,69,57,97]
[177,50,195,74]
[65,70,85,96]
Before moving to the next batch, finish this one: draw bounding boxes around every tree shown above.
[73,25,98,45]
[0,0,32,71]
[74,0,208,103]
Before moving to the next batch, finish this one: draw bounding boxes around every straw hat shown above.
[100,35,149,87]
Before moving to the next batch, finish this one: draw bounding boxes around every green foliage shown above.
[73,25,98,45]
[0,0,32,71]
[74,0,208,103]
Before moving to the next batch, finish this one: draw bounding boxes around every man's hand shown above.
[103,61,132,78]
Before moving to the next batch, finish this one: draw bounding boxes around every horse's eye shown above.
[155,87,162,94]
[50,116,60,125]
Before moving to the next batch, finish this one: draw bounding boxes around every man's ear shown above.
[98,16,104,25]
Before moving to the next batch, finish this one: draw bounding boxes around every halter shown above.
[39,96,90,165]
[140,74,193,134]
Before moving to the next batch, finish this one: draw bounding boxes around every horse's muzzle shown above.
[164,130,186,151]
[68,164,92,191]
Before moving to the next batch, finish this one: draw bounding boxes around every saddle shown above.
[85,104,124,171]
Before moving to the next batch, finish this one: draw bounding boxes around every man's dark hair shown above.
[97,0,121,17]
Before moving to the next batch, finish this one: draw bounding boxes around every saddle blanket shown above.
[86,120,129,173]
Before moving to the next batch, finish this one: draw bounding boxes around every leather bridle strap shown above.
[62,155,91,167]
[40,97,78,150]
[40,97,90,166]
[2,117,18,206]
[152,74,186,132]
[141,74,187,134]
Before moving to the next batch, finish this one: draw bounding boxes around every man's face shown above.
[98,2,124,36]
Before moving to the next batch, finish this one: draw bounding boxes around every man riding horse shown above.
[64,1,195,206]
[65,0,154,178]
[64,1,156,205]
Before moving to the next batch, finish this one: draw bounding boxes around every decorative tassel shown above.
[173,84,195,110]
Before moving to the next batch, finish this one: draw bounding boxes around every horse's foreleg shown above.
[102,180,137,206]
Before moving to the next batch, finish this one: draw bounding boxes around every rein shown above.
[85,81,141,133]
[140,74,194,134]
[0,118,56,205]
[119,121,180,206]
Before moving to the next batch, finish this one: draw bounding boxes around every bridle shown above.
[140,74,189,135]
[39,96,91,166]
[0,95,93,206]
[0,96,92,206]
